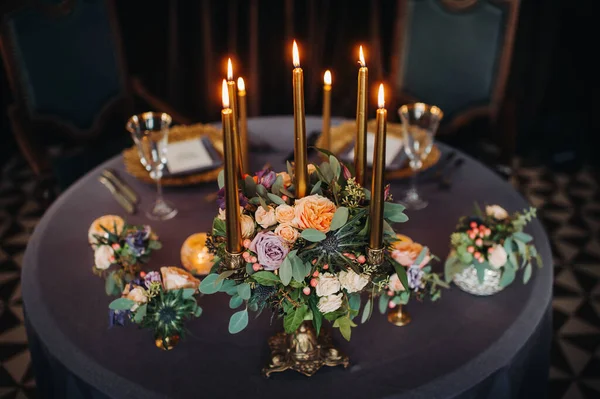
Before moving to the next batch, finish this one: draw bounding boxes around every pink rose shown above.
[391,241,430,268]
[249,232,289,270]
[293,194,336,233]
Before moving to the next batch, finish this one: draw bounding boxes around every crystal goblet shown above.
[126,112,178,220]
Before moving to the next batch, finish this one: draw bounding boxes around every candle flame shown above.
[222,79,229,108]
[227,58,233,81]
[324,70,332,85]
[359,45,366,67]
[378,84,385,108]
[293,41,300,68]
[237,77,245,91]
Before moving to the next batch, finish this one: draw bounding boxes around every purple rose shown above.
[144,271,161,288]
[249,232,289,270]
[255,169,277,189]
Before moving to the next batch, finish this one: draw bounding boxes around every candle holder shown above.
[387,305,411,327]
[263,321,349,377]
[224,250,245,270]
[366,247,385,267]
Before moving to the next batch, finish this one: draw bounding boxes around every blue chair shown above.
[389,0,520,174]
[0,0,191,188]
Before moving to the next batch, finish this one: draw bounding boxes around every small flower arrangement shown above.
[383,236,446,311]
[108,267,202,348]
[444,204,542,291]
[88,215,162,296]
[201,152,445,340]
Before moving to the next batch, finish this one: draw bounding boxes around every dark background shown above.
[0,0,595,172]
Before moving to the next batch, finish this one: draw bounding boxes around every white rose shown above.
[486,205,508,220]
[240,214,255,238]
[94,245,115,270]
[126,287,148,305]
[317,293,343,314]
[488,245,508,269]
[315,272,341,297]
[255,206,277,229]
[388,273,406,292]
[339,270,369,293]
[274,223,300,244]
[218,206,244,220]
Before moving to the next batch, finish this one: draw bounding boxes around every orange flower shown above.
[391,239,430,268]
[293,194,336,233]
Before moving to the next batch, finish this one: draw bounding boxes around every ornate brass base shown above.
[387,305,411,327]
[262,321,349,377]
[367,247,384,267]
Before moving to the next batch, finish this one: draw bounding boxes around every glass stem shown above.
[409,162,420,200]
[155,177,164,203]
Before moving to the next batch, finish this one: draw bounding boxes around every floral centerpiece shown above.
[88,215,162,296]
[444,204,542,296]
[200,153,445,343]
[108,266,202,349]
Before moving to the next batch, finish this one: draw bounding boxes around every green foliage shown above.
[218,170,225,189]
[251,271,280,286]
[279,257,293,286]
[361,298,373,324]
[333,316,356,341]
[330,207,349,231]
[229,310,249,334]
[283,304,308,334]
[301,229,327,242]
[237,283,251,300]
[212,218,226,237]
[199,274,224,294]
[384,202,409,223]
[109,298,135,311]
[229,295,243,309]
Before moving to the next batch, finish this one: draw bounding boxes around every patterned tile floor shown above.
[0,155,599,399]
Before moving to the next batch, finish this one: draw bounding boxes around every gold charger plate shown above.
[123,123,224,186]
[315,120,440,179]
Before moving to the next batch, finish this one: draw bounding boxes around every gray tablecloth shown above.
[22,116,553,399]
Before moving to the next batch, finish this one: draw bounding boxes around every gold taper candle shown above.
[322,70,332,151]
[226,59,244,176]
[222,80,242,255]
[292,40,308,198]
[355,46,368,187]
[369,84,387,250]
[237,77,249,173]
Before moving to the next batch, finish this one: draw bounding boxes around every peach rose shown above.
[307,164,317,175]
[160,266,200,292]
[275,204,295,224]
[293,195,336,233]
[275,223,299,244]
[255,206,277,229]
[277,172,292,187]
[391,241,430,268]
[88,215,124,247]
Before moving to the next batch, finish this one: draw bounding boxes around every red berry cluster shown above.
[466,221,492,263]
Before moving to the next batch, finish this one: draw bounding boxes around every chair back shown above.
[390,0,519,132]
[0,0,129,139]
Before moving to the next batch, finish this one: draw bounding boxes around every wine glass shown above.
[398,103,444,210]
[126,112,178,220]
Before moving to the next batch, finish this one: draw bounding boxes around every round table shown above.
[23,116,552,399]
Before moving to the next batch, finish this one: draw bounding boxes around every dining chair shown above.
[0,0,192,188]
[389,0,520,174]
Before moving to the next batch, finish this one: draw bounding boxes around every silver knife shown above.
[102,169,139,204]
[98,176,135,214]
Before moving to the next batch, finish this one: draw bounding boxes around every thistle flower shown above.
[142,290,198,339]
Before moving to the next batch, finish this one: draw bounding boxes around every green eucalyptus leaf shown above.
[384,202,409,223]
[218,170,225,189]
[392,260,409,292]
[320,162,334,182]
[330,207,349,231]
[513,232,533,243]
[194,307,203,317]
[444,255,462,283]
[199,274,224,294]
[258,196,269,211]
[133,303,147,323]
[283,304,308,334]
[256,184,268,197]
[215,270,235,283]
[237,283,251,300]
[329,155,341,179]
[334,316,352,341]
[105,271,117,296]
[271,175,284,195]
[182,288,196,299]
[414,247,428,266]
[228,310,249,334]
[267,193,285,205]
[229,294,243,309]
[361,298,373,324]
[363,188,371,200]
[378,294,389,314]
[348,293,361,316]
[499,267,516,288]
[310,180,322,195]
[251,271,281,286]
[291,257,306,282]
[212,218,226,237]
[523,262,532,284]
[109,298,135,311]
[301,229,327,242]
[474,262,486,284]
[280,257,293,286]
